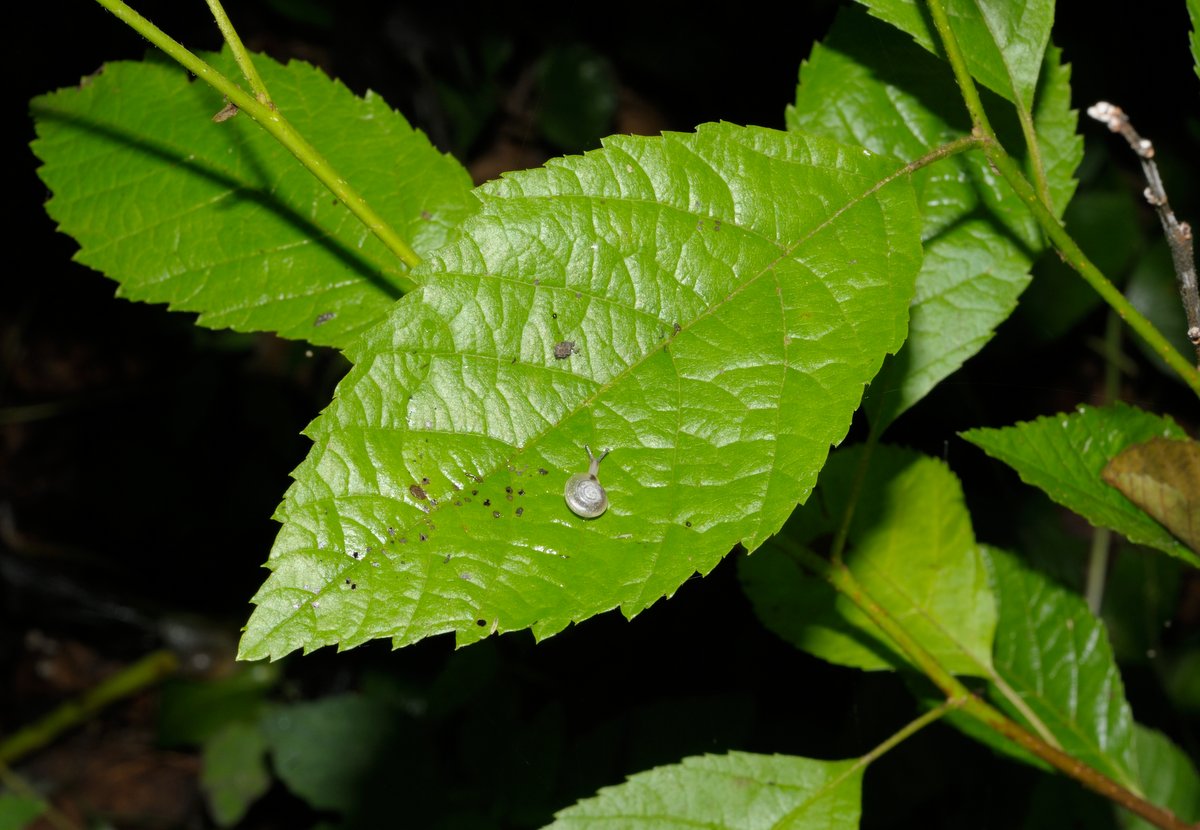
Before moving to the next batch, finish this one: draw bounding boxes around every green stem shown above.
[1016,107,1054,216]
[785,544,1191,830]
[858,699,963,768]
[204,0,269,104]
[92,0,423,281]
[987,144,1200,396]
[923,0,1199,397]
[0,650,179,765]
[1084,310,1122,613]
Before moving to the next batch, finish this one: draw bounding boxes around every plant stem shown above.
[204,0,269,104]
[1084,310,1122,614]
[987,141,1200,396]
[92,0,423,281]
[858,699,963,768]
[922,0,1199,398]
[0,649,179,765]
[787,544,1193,830]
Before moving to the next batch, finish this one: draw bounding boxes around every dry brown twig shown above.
[1087,101,1200,370]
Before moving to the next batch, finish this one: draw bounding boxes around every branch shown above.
[1087,101,1200,369]
[0,650,179,765]
[786,545,1196,830]
[92,0,423,277]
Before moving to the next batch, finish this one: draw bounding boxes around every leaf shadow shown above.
[30,105,405,305]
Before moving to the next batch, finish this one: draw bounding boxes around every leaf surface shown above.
[740,445,996,674]
[239,124,923,659]
[545,751,863,830]
[31,49,475,348]
[789,8,1080,428]
[961,403,1199,566]
[980,547,1137,789]
[1120,725,1200,829]
[855,0,1054,109]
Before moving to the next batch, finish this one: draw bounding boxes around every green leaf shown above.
[239,124,923,659]
[961,403,1200,566]
[789,8,1080,428]
[855,0,1054,109]
[262,695,401,813]
[0,794,47,830]
[1120,725,1200,830]
[545,751,864,830]
[201,721,271,827]
[31,48,476,349]
[740,445,996,675]
[980,547,1137,790]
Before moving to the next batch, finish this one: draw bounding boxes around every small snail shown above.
[564,445,610,518]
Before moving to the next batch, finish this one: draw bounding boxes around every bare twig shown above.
[1088,102,1200,369]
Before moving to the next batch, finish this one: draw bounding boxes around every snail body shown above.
[564,445,610,518]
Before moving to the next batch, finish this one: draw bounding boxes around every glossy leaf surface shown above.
[856,0,1055,110]
[240,124,923,658]
[981,547,1137,788]
[789,8,1079,428]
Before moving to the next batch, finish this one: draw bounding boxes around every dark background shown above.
[4,2,1198,828]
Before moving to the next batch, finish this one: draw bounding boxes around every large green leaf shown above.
[979,547,1138,790]
[855,0,1054,110]
[31,49,476,349]
[1121,725,1200,830]
[789,9,1079,428]
[545,752,864,830]
[239,124,923,659]
[740,445,996,675]
[961,404,1199,566]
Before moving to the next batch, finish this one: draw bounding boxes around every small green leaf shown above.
[980,547,1138,790]
[262,695,400,813]
[0,794,47,830]
[31,49,476,349]
[789,9,1080,428]
[855,0,1054,110]
[545,751,864,830]
[240,124,924,659]
[961,403,1199,566]
[1120,725,1200,829]
[741,445,996,675]
[201,721,271,827]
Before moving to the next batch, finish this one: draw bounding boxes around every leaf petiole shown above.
[92,0,423,277]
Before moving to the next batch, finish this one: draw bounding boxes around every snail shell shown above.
[564,445,610,518]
